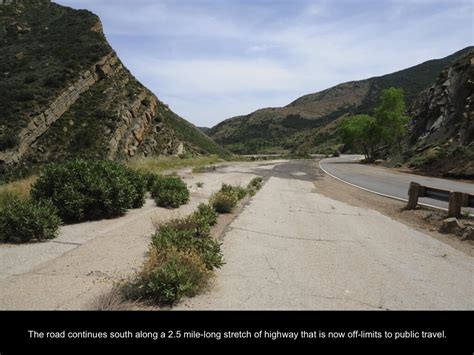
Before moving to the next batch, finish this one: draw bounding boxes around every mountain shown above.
[198,127,211,134]
[209,47,473,155]
[404,48,473,178]
[0,0,228,180]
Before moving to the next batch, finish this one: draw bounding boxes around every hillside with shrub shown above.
[208,47,473,155]
[0,0,228,181]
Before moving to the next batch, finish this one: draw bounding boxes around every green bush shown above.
[133,247,210,305]
[234,186,248,200]
[152,220,224,270]
[127,201,225,305]
[0,196,61,243]
[124,169,147,209]
[219,183,235,194]
[150,175,190,208]
[219,183,247,200]
[210,191,238,214]
[31,160,146,223]
[0,190,21,210]
[409,147,444,168]
[194,203,218,227]
[248,177,263,190]
[140,171,160,191]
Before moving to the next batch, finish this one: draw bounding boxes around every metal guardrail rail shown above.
[406,182,474,218]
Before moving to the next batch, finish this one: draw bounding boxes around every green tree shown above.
[339,87,409,162]
[339,114,381,161]
[373,87,409,148]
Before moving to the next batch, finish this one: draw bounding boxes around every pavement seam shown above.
[309,293,383,310]
[288,207,368,217]
[228,226,361,243]
[50,240,82,246]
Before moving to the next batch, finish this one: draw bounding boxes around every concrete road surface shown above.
[320,155,474,211]
[178,160,473,310]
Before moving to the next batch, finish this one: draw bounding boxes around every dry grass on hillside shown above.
[0,176,37,207]
[127,155,223,174]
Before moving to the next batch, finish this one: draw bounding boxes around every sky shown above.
[55,0,473,127]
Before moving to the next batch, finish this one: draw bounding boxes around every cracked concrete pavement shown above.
[0,164,260,310]
[178,160,474,310]
[1,159,472,310]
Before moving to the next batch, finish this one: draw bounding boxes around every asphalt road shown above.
[178,160,474,310]
[320,155,474,211]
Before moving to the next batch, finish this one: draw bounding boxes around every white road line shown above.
[318,159,449,212]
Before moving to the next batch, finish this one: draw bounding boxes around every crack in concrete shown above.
[286,205,371,217]
[310,293,382,310]
[263,254,281,282]
[229,226,361,243]
[50,240,82,246]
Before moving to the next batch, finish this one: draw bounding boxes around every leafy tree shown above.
[339,87,409,162]
[373,87,409,148]
[339,114,381,161]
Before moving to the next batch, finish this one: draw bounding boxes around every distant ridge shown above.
[209,47,473,155]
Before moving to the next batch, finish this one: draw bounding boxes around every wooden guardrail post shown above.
[407,182,421,210]
[448,192,463,218]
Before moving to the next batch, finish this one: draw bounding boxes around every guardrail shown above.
[406,182,474,218]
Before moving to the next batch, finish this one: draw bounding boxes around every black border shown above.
[0,310,471,352]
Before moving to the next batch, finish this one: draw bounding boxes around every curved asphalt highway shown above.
[320,155,474,212]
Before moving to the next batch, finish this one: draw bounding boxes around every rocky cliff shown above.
[0,0,227,180]
[405,49,473,178]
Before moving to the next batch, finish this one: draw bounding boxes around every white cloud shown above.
[128,57,299,94]
[56,0,473,127]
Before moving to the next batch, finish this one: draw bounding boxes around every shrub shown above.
[219,183,235,194]
[0,135,18,150]
[150,175,190,208]
[31,160,146,223]
[152,220,224,270]
[24,74,37,84]
[123,169,147,209]
[210,191,238,214]
[194,203,218,227]
[248,177,263,190]
[0,190,22,210]
[0,196,61,243]
[140,171,160,191]
[133,246,210,305]
[409,147,444,168]
[127,201,225,306]
[162,216,211,239]
[234,186,248,200]
[219,183,247,200]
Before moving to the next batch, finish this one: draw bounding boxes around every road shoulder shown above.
[314,174,474,257]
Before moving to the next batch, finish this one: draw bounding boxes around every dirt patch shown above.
[314,173,474,257]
